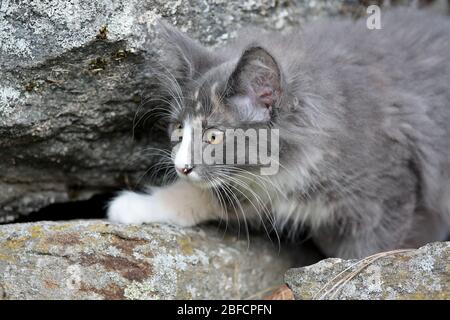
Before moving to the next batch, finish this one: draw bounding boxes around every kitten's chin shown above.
[192,181,213,189]
[184,177,220,190]
[176,172,213,189]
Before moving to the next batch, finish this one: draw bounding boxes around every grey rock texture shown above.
[1,0,414,220]
[0,220,300,299]
[285,241,450,300]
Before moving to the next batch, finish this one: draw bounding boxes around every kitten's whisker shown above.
[215,173,251,247]
[215,172,278,249]
[228,174,279,244]
[205,174,230,237]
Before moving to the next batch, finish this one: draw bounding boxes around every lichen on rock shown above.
[0,220,299,299]
[285,241,450,300]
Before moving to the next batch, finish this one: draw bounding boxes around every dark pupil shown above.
[176,124,182,141]
[211,134,216,140]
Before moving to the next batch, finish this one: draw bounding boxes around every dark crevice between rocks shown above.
[10,193,114,223]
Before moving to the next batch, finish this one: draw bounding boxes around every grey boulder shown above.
[0,220,303,299]
[285,241,450,300]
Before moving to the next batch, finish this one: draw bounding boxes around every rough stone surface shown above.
[285,241,450,300]
[0,220,302,299]
[1,0,427,220]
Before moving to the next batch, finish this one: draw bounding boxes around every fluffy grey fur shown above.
[114,8,450,259]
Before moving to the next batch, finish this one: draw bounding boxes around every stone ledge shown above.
[285,241,450,300]
[0,220,300,300]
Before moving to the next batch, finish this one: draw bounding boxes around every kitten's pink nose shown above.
[176,165,194,175]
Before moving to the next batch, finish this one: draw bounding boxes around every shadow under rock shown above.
[10,193,113,223]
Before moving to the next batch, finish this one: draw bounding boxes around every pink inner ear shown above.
[258,87,275,109]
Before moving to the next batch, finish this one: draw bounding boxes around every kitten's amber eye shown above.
[204,129,224,145]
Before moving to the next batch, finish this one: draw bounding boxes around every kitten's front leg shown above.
[107,180,220,226]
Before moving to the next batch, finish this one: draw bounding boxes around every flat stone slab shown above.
[0,220,298,299]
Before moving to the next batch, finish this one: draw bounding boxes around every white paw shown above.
[107,191,158,224]
[107,185,211,227]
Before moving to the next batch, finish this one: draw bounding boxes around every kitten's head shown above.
[156,22,283,188]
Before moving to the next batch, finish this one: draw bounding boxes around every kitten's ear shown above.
[156,21,216,79]
[227,46,282,121]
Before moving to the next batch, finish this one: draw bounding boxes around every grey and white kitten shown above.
[108,8,450,259]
